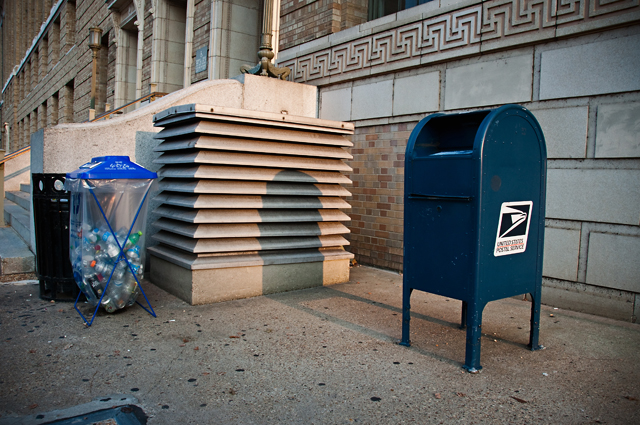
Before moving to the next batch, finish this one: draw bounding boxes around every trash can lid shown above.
[66,156,158,179]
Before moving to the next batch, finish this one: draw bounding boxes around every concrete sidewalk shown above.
[1,266,639,424]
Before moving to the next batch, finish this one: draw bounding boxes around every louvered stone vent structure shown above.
[148,104,355,304]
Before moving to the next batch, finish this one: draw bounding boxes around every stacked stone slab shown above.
[148,104,355,304]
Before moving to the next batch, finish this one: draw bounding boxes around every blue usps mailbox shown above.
[401,105,547,372]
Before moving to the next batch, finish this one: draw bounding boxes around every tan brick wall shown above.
[279,0,367,51]
[345,122,414,271]
[279,0,340,51]
[340,0,367,31]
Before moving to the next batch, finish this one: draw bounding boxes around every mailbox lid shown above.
[405,110,490,198]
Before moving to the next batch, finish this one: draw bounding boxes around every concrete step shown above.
[4,198,31,245]
[20,183,31,193]
[6,190,31,211]
[0,226,35,275]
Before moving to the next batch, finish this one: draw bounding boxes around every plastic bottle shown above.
[83,227,98,243]
[127,257,144,276]
[81,255,95,268]
[94,249,110,263]
[93,260,113,277]
[76,273,99,305]
[125,231,143,249]
[102,285,126,313]
[126,245,140,260]
[102,231,116,245]
[82,222,93,234]
[105,242,120,259]
[116,227,130,246]
[112,262,127,281]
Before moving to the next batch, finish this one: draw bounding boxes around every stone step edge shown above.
[6,190,31,211]
[0,227,35,275]
[3,199,32,247]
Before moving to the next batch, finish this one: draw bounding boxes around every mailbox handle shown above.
[409,194,471,202]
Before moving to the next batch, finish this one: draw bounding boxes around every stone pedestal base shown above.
[149,246,352,305]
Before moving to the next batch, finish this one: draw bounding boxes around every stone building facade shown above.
[276,0,640,321]
[0,0,265,151]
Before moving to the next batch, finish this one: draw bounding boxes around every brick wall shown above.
[346,123,411,271]
[340,0,367,31]
[279,0,345,51]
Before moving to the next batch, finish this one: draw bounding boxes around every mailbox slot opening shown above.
[413,110,490,158]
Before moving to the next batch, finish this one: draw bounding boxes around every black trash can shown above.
[32,173,80,301]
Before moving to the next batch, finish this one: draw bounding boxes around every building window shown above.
[368,0,433,21]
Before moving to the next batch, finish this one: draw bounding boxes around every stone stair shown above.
[1,183,35,275]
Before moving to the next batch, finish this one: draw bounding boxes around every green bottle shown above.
[125,231,142,249]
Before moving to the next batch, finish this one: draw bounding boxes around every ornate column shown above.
[241,0,290,79]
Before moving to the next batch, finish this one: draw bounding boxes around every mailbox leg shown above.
[463,304,484,373]
[460,301,468,330]
[400,287,413,347]
[528,289,543,351]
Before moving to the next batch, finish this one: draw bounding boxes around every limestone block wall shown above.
[276,0,640,321]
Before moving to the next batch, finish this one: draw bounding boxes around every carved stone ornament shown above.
[241,0,291,80]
